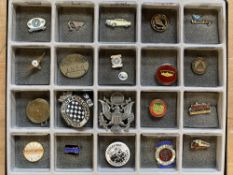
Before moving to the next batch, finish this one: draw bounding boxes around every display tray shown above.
[7,0,227,175]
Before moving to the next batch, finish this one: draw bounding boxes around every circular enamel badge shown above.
[149,99,167,118]
[155,64,177,86]
[105,142,130,167]
[23,141,44,162]
[155,141,176,167]
[60,95,90,128]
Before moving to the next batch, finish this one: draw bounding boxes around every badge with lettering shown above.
[99,92,134,133]
[59,54,89,79]
[189,102,211,116]
[155,140,176,168]
[156,64,177,85]
[64,145,81,155]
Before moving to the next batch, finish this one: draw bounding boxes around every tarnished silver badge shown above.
[59,92,93,128]
[111,54,123,69]
[99,92,134,133]
[105,141,130,167]
[27,17,46,33]
[68,20,85,31]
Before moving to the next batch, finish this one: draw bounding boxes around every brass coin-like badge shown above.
[26,98,50,124]
[23,141,44,162]
[192,57,207,75]
[151,14,168,32]
[59,54,89,79]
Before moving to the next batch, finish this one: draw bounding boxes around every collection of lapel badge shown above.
[22,11,213,168]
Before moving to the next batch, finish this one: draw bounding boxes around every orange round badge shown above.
[149,99,167,118]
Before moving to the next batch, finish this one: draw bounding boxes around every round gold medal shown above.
[23,141,44,162]
[59,54,89,78]
[26,98,50,124]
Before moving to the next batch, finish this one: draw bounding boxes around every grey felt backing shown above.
[183,92,219,128]
[56,135,93,170]
[141,49,177,86]
[140,92,177,128]
[184,9,219,44]
[141,8,178,43]
[57,6,94,43]
[99,6,136,42]
[140,136,176,169]
[56,48,93,86]
[13,135,50,169]
[14,6,51,42]
[98,48,136,86]
[182,135,217,168]
[98,91,136,129]
[98,135,135,171]
[55,91,93,129]
[13,91,50,128]
[14,48,50,85]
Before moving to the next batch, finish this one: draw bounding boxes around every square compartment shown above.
[184,48,222,87]
[184,7,221,44]
[141,4,178,43]
[54,91,94,129]
[55,134,93,171]
[141,48,179,86]
[12,4,51,42]
[140,91,178,129]
[98,134,136,172]
[98,47,136,86]
[183,92,220,128]
[98,91,136,130]
[56,4,94,43]
[182,135,220,170]
[99,4,136,42]
[12,47,50,85]
[140,134,178,170]
[10,91,50,128]
[11,135,50,170]
[55,47,94,86]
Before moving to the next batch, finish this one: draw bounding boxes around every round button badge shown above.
[105,141,130,167]
[155,64,177,86]
[149,99,167,118]
[191,57,207,75]
[23,141,44,162]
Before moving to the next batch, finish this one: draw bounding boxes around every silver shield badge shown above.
[99,92,134,133]
[27,17,46,33]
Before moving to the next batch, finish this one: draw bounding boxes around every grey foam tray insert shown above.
[55,91,94,129]
[141,8,178,43]
[184,8,219,44]
[141,49,178,86]
[99,6,136,42]
[13,135,50,169]
[183,92,219,128]
[56,47,94,86]
[14,48,50,85]
[57,6,94,43]
[13,91,50,128]
[141,92,177,128]
[182,135,217,168]
[56,135,93,170]
[140,136,176,169]
[98,48,136,86]
[98,135,135,171]
[14,6,51,42]
[184,49,219,87]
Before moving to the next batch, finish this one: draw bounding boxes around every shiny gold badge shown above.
[26,98,50,124]
[59,54,89,79]
[23,141,44,162]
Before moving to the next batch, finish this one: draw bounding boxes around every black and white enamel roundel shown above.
[60,95,90,128]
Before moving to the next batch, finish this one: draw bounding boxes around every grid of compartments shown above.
[7,0,227,175]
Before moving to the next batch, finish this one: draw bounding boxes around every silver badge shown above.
[105,19,131,28]
[111,54,123,69]
[105,141,130,167]
[118,72,128,81]
[68,20,85,31]
[27,17,46,33]
[99,92,134,133]
[59,92,93,128]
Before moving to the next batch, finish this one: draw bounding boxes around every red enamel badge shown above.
[155,64,177,86]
